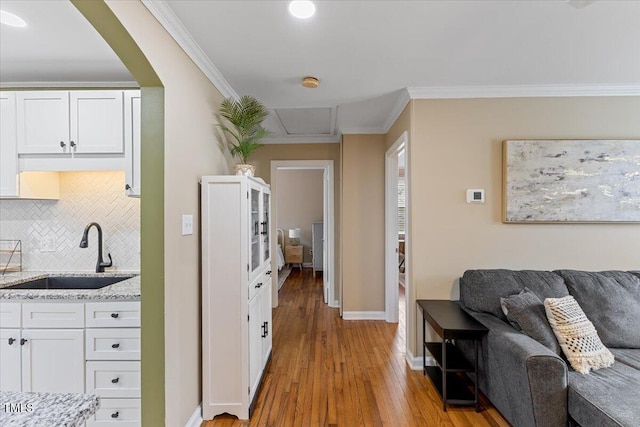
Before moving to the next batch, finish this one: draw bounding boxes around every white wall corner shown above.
[406,348,435,371]
[185,403,203,427]
[406,84,640,100]
[141,0,239,100]
[342,311,386,321]
[382,88,411,134]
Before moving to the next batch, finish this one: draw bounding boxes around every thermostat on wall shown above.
[466,189,485,203]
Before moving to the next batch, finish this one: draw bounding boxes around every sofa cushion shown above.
[610,348,640,370]
[461,269,569,321]
[544,295,614,374]
[568,362,640,427]
[500,288,562,355]
[554,270,640,348]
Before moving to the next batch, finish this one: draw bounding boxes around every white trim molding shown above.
[407,84,640,99]
[0,81,139,89]
[406,348,435,371]
[185,403,203,427]
[340,126,386,135]
[342,311,386,321]
[383,89,411,134]
[142,0,239,100]
[262,134,341,144]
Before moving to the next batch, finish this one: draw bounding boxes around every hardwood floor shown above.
[202,270,509,427]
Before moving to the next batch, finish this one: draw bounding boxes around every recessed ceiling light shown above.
[289,1,315,19]
[0,10,27,27]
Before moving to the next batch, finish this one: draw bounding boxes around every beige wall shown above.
[106,2,235,425]
[252,143,341,305]
[342,134,387,312]
[276,169,324,263]
[409,96,640,354]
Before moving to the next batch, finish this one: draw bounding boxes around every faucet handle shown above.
[100,253,113,269]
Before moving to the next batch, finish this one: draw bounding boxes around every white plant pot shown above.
[233,164,255,176]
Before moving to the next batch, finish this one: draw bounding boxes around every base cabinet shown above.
[202,176,272,420]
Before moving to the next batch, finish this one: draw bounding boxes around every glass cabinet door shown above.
[263,192,270,263]
[250,187,260,273]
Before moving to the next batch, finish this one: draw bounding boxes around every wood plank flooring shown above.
[202,270,510,427]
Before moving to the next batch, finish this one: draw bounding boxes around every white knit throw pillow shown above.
[544,295,614,374]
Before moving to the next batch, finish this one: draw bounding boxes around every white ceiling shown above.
[1,1,639,142]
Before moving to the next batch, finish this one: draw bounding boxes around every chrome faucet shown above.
[79,222,113,273]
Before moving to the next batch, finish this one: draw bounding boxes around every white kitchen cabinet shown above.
[0,92,18,197]
[0,328,21,391]
[21,328,84,393]
[17,90,124,155]
[261,281,272,364]
[201,175,272,420]
[87,398,141,426]
[124,91,141,197]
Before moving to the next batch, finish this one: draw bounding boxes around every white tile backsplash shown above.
[0,171,140,272]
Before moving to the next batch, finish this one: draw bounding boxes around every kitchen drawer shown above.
[249,273,267,301]
[22,302,84,328]
[86,328,140,361]
[86,302,140,328]
[86,398,140,426]
[86,361,141,398]
[0,302,21,328]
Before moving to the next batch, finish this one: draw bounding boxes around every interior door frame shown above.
[270,160,336,309]
[385,131,409,325]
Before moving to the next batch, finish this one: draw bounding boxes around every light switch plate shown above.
[182,214,194,236]
[466,189,485,203]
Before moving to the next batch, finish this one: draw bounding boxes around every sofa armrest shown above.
[468,311,568,427]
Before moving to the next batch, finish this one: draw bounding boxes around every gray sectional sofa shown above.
[457,269,640,427]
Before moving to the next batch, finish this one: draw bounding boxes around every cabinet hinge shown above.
[247,192,249,199]
[247,263,249,272]
[248,314,250,322]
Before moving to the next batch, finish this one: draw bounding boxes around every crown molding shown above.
[0,81,139,88]
[340,127,386,135]
[382,88,411,134]
[407,84,640,99]
[262,134,341,144]
[142,0,239,100]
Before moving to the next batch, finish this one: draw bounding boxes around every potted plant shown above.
[217,95,270,176]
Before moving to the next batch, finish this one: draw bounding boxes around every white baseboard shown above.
[185,403,203,427]
[342,311,386,320]
[329,300,340,308]
[406,348,435,370]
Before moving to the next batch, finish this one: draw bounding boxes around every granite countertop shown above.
[0,271,140,301]
[0,391,99,427]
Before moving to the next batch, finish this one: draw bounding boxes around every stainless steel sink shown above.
[5,275,134,290]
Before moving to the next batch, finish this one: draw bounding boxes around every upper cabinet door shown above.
[0,92,18,197]
[262,191,270,264]
[70,91,124,154]
[124,91,141,196]
[249,185,262,282]
[16,91,70,154]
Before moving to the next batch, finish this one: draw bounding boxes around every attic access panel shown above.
[275,107,332,135]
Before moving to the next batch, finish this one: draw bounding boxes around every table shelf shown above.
[425,342,474,372]
[424,366,476,405]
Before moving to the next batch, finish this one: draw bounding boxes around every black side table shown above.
[417,300,488,412]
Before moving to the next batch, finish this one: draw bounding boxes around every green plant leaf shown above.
[216,95,271,163]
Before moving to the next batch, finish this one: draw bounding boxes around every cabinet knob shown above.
[255,282,262,288]
[70,141,76,148]
[266,270,272,276]
[112,343,120,349]
[8,338,16,345]
[111,377,120,384]
[125,184,131,190]
[20,338,28,346]
[111,412,119,419]
[60,141,66,148]
[111,313,119,318]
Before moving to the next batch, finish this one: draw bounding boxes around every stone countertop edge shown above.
[0,272,140,301]
[0,390,100,427]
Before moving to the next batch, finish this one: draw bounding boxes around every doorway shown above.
[270,160,336,309]
[385,131,409,352]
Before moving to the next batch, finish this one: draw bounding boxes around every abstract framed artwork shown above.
[503,140,640,223]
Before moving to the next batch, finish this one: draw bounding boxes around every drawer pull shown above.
[112,343,120,349]
[255,282,263,289]
[111,377,120,384]
[111,313,119,318]
[111,411,119,419]
[266,270,272,275]
[8,338,16,345]
[20,338,28,346]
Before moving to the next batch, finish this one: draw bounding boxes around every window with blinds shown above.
[398,177,406,233]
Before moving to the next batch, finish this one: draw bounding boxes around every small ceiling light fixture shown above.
[302,76,319,88]
[289,1,316,19]
[0,10,27,27]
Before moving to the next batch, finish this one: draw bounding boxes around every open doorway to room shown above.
[270,160,335,309]
[385,131,409,354]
